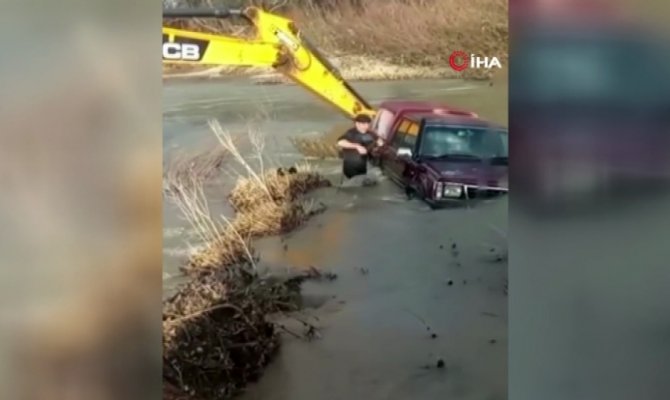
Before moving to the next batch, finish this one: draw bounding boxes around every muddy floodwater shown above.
[163,78,508,400]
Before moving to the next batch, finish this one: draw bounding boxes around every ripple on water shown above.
[163,247,195,258]
[163,227,186,238]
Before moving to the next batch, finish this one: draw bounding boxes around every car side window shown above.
[402,122,419,149]
[391,118,412,148]
[391,130,406,149]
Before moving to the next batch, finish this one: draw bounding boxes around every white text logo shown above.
[162,43,200,61]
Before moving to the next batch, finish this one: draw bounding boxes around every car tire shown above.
[415,186,438,210]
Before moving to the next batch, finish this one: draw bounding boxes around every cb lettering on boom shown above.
[162,42,201,61]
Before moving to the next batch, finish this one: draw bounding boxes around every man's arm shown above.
[337,138,362,150]
[337,131,367,153]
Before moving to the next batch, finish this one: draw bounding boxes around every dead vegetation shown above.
[164,121,331,273]
[162,264,303,400]
[293,0,508,80]
[290,136,340,159]
[288,120,350,159]
[163,0,508,81]
[163,119,332,399]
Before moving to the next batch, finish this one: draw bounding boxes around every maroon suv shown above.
[370,101,508,208]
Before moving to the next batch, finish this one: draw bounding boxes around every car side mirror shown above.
[396,147,412,159]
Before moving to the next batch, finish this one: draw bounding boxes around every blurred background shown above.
[0,1,162,399]
[510,0,670,399]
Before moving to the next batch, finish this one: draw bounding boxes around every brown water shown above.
[163,77,508,399]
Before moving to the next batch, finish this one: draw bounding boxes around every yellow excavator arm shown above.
[162,7,375,120]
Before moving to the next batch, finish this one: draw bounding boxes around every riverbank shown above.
[162,55,504,83]
[162,122,335,400]
[163,0,507,82]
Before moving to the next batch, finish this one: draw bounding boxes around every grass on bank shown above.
[164,120,331,273]
[294,0,508,76]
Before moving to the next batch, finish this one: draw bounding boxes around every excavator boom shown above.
[162,7,375,119]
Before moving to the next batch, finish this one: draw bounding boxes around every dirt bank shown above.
[163,0,508,82]
[162,123,335,400]
[162,55,504,82]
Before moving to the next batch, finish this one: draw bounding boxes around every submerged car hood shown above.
[422,159,508,189]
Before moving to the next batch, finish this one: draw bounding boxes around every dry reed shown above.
[163,119,333,399]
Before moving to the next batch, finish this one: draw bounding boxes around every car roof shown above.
[378,100,474,115]
[377,100,506,130]
[405,112,507,130]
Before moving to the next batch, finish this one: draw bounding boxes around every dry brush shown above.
[163,120,331,400]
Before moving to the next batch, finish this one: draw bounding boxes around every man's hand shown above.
[376,138,384,147]
[356,145,368,155]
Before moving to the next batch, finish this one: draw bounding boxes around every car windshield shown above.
[419,126,508,161]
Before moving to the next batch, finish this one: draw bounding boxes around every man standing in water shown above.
[337,114,384,180]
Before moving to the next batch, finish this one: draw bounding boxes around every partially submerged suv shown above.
[370,101,508,208]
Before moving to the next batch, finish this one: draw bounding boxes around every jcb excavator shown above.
[162,6,376,120]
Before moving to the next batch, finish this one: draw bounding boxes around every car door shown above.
[397,121,420,186]
[385,119,419,184]
[382,127,406,183]
[377,117,402,176]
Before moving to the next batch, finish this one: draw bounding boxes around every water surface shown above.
[162,77,508,399]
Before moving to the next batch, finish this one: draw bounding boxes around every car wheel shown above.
[415,186,438,210]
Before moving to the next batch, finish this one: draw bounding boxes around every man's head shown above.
[353,114,372,133]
